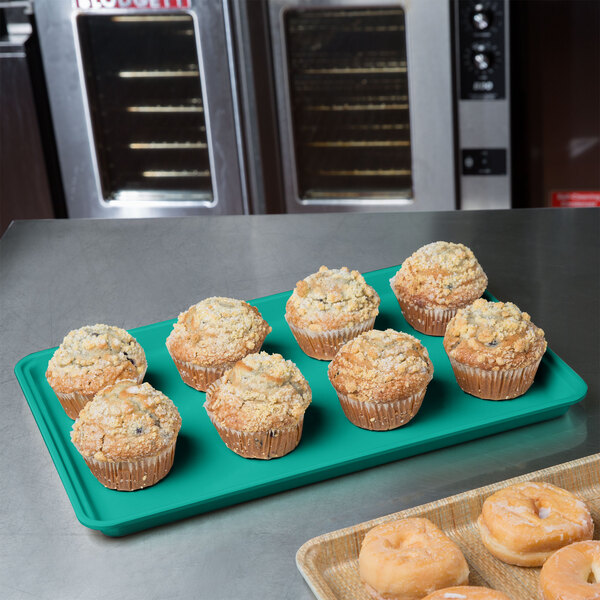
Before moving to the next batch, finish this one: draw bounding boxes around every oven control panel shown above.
[458,0,506,100]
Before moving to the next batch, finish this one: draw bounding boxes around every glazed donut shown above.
[540,541,600,600]
[477,481,593,566]
[422,586,512,600]
[358,517,469,600]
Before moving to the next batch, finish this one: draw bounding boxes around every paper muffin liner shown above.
[285,316,376,360]
[393,295,457,337]
[82,439,177,491]
[54,368,147,420]
[334,388,427,431]
[170,358,237,392]
[168,332,269,392]
[205,411,304,460]
[55,390,97,420]
[448,356,543,400]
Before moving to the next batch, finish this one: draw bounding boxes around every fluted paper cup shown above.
[167,332,268,392]
[169,358,236,392]
[285,316,376,360]
[206,414,304,460]
[335,388,427,431]
[55,368,147,420]
[393,295,457,337]
[83,439,177,491]
[449,356,543,400]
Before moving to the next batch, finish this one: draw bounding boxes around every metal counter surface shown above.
[1,209,598,599]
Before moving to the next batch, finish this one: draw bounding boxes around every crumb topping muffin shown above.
[166,297,271,367]
[46,324,147,395]
[71,380,181,462]
[286,266,380,332]
[444,299,547,371]
[329,329,433,402]
[390,242,487,309]
[390,242,487,308]
[328,329,433,430]
[205,352,311,431]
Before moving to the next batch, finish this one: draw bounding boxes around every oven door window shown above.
[284,7,412,202]
[76,13,211,201]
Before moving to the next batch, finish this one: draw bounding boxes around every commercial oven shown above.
[240,0,510,212]
[34,0,246,218]
[33,0,512,217]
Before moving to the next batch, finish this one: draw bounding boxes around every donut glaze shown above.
[358,518,469,600]
[477,482,593,567]
[422,586,512,600]
[540,541,600,600]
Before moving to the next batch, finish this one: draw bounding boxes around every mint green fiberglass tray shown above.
[14,266,587,536]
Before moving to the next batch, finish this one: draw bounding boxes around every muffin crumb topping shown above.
[46,324,147,394]
[328,329,433,402]
[286,266,380,331]
[166,297,271,366]
[444,299,547,370]
[205,352,311,431]
[71,380,181,462]
[390,242,487,308]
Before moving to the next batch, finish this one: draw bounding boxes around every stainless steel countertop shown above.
[1,209,598,599]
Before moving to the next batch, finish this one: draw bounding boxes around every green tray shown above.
[14,266,587,536]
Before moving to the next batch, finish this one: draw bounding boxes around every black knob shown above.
[473,51,492,70]
[472,10,492,31]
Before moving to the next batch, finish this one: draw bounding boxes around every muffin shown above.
[71,380,181,491]
[46,324,147,419]
[166,297,271,392]
[390,242,487,336]
[443,299,547,400]
[285,266,380,360]
[328,329,433,430]
[204,352,311,459]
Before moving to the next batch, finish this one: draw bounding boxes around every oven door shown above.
[268,0,456,212]
[34,0,245,218]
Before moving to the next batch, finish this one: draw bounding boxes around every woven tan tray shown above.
[296,453,600,600]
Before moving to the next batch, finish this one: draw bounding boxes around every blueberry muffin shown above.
[443,299,547,399]
[166,297,271,392]
[46,324,147,419]
[328,329,433,430]
[204,352,311,459]
[285,266,380,360]
[71,380,181,490]
[390,242,487,336]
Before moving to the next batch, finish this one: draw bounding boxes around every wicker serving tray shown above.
[296,453,600,600]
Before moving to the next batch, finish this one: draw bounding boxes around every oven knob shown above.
[473,51,492,70]
[472,9,492,31]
